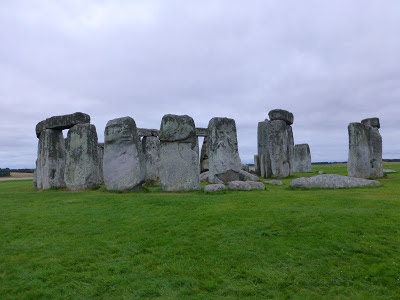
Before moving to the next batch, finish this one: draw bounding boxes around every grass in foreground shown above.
[1,164,400,299]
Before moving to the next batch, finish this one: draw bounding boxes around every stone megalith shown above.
[97,143,104,184]
[142,136,160,186]
[207,117,242,184]
[159,114,200,191]
[36,112,90,138]
[348,119,383,179]
[103,117,146,191]
[293,144,312,173]
[36,129,66,189]
[64,124,101,190]
[257,109,294,179]
[200,137,209,173]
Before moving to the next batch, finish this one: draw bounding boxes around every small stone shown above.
[263,180,283,186]
[318,171,324,174]
[204,184,226,192]
[290,174,380,189]
[383,169,396,173]
[268,109,294,125]
[228,181,265,191]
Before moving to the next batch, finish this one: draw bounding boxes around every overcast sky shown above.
[1,0,399,168]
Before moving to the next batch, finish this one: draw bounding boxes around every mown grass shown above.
[1,164,400,299]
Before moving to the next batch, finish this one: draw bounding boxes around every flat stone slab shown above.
[36,112,90,137]
[361,117,380,129]
[290,174,380,189]
[268,109,294,125]
[263,180,283,186]
[383,169,397,173]
[204,184,226,192]
[228,181,265,191]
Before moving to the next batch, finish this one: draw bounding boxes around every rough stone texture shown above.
[200,137,209,173]
[263,180,283,186]
[257,121,272,178]
[254,155,260,175]
[239,170,260,181]
[103,117,145,191]
[361,117,380,129]
[207,117,242,184]
[36,112,90,138]
[142,136,160,186]
[228,181,265,191]
[293,144,312,173]
[383,169,397,173]
[268,109,294,125]
[241,164,249,172]
[159,114,200,191]
[36,129,66,189]
[204,184,226,192]
[97,143,104,184]
[137,128,159,137]
[290,174,380,189]
[347,122,383,179]
[200,171,209,182]
[196,128,208,137]
[64,124,100,190]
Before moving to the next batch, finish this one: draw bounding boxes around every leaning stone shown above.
[293,144,312,173]
[200,137,209,173]
[290,174,380,189]
[383,169,396,173]
[228,181,265,191]
[36,112,90,138]
[200,171,209,182]
[103,117,145,191]
[263,180,284,186]
[268,109,294,125]
[361,117,380,129]
[347,123,371,179]
[204,184,226,192]
[64,124,100,190]
[207,117,242,184]
[142,136,160,186]
[36,129,66,189]
[159,114,200,191]
[239,170,260,181]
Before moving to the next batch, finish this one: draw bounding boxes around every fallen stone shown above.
[361,117,380,129]
[207,117,242,184]
[200,171,209,182]
[290,174,380,189]
[293,144,312,173]
[103,117,145,191]
[36,112,90,138]
[142,136,160,186]
[268,109,294,125]
[228,181,265,191]
[263,180,283,186]
[64,124,101,190]
[383,169,397,173]
[204,184,226,192]
[239,170,260,181]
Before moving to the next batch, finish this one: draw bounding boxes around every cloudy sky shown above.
[1,0,399,168]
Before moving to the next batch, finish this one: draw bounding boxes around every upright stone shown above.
[200,137,209,173]
[347,122,371,179]
[159,114,200,191]
[36,129,66,189]
[254,155,260,175]
[257,121,272,178]
[103,117,145,191]
[207,117,242,184]
[369,127,383,178]
[293,144,312,173]
[64,124,100,190]
[97,143,104,184]
[142,136,160,186]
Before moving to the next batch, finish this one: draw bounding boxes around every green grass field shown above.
[1,164,400,299]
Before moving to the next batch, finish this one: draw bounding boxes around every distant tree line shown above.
[0,168,11,177]
[10,169,35,173]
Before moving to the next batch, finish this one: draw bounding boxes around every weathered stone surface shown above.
[228,181,265,191]
[268,109,294,125]
[159,114,200,191]
[369,127,383,178]
[293,144,312,173]
[64,124,100,190]
[207,117,242,184]
[142,136,160,186]
[361,117,380,129]
[383,169,397,173]
[137,128,159,137]
[263,180,283,186]
[290,174,380,189]
[103,117,145,191]
[200,137,209,173]
[200,171,209,182]
[36,129,66,189]
[257,121,272,178]
[159,114,196,142]
[241,164,249,172]
[97,143,104,184]
[36,112,90,138]
[254,155,260,175]
[239,170,260,181]
[204,184,226,192]
[196,128,208,137]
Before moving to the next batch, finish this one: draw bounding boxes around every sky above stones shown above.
[1,0,400,168]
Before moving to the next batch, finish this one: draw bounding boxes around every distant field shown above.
[1,164,400,299]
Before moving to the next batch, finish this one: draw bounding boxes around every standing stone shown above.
[64,124,100,190]
[97,143,104,184]
[159,114,200,191]
[293,144,312,173]
[200,137,209,173]
[36,129,66,189]
[207,117,242,184]
[142,136,160,186]
[254,155,260,175]
[369,127,383,178]
[103,117,145,191]
[257,121,272,178]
